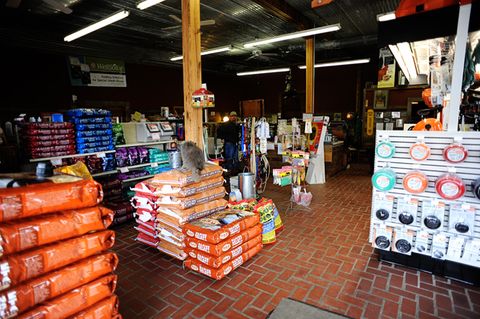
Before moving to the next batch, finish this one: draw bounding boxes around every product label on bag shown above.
[25,254,45,279]
[0,263,11,291]
[18,226,39,250]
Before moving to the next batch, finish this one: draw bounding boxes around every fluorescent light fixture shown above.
[64,10,129,42]
[298,58,370,69]
[389,42,418,82]
[237,68,290,76]
[170,45,232,61]
[377,12,396,22]
[243,24,341,48]
[137,0,166,10]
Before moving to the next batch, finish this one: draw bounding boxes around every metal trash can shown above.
[238,172,255,199]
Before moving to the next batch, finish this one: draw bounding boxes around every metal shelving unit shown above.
[115,140,174,148]
[91,160,170,177]
[29,150,116,163]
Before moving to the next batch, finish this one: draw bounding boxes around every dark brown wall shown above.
[1,49,377,120]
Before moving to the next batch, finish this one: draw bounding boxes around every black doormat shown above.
[267,298,353,319]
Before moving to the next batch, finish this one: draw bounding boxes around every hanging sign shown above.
[377,47,396,88]
[68,56,127,87]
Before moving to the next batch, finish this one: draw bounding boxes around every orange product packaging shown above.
[157,240,187,261]
[156,220,185,242]
[0,252,118,317]
[183,209,260,244]
[67,295,119,319]
[18,275,117,319]
[185,224,262,257]
[185,235,262,268]
[134,175,224,198]
[154,187,226,210]
[0,230,115,291]
[148,164,223,187]
[0,206,113,257]
[0,179,103,222]
[184,243,262,280]
[156,199,228,226]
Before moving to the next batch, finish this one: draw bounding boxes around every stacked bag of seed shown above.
[67,108,114,154]
[22,122,76,159]
[183,209,263,280]
[0,177,120,318]
[131,164,226,260]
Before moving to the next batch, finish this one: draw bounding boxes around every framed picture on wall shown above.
[374,90,388,109]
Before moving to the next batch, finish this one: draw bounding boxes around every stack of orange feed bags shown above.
[0,176,120,319]
[131,164,227,260]
[183,209,263,280]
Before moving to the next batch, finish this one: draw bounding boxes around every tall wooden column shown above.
[182,0,203,147]
[305,36,315,113]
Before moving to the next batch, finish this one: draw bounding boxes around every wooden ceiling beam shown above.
[251,0,312,29]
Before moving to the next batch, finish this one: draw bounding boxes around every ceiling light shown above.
[64,10,129,42]
[170,46,232,61]
[237,68,290,76]
[298,58,370,69]
[388,43,419,82]
[377,12,396,22]
[243,24,341,48]
[137,0,166,10]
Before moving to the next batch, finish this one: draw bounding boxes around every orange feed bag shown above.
[156,199,228,226]
[18,275,117,319]
[183,210,260,244]
[185,236,262,268]
[0,230,115,290]
[0,253,118,317]
[0,206,113,257]
[185,224,262,256]
[0,179,103,222]
[135,176,224,198]
[67,295,119,319]
[148,164,223,187]
[184,243,262,280]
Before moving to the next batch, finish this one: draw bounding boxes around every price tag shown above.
[151,133,161,140]
[151,162,159,168]
[50,158,63,166]
[97,152,106,158]
[119,167,129,173]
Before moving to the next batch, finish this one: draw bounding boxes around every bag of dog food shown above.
[0,179,103,222]
[185,224,262,257]
[68,295,119,319]
[156,199,228,226]
[157,240,187,260]
[156,221,185,244]
[183,209,259,244]
[133,176,224,198]
[18,275,117,319]
[185,235,262,268]
[0,230,115,291]
[0,253,117,317]
[254,199,276,245]
[155,187,225,210]
[149,164,223,187]
[228,199,257,212]
[184,243,262,280]
[0,206,113,257]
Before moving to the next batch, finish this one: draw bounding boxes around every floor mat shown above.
[267,298,352,319]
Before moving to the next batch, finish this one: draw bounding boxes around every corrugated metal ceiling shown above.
[0,0,400,72]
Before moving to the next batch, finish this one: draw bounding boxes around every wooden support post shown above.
[182,0,203,148]
[306,37,315,114]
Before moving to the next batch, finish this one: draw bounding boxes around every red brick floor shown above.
[112,165,480,319]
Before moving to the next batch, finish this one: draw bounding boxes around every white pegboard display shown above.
[369,130,480,268]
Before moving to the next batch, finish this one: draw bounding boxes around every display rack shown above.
[91,160,170,177]
[115,140,174,148]
[29,150,116,163]
[370,130,480,284]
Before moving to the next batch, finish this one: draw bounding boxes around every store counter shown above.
[324,141,347,177]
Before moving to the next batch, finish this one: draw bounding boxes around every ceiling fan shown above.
[161,14,215,32]
[244,49,281,62]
